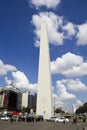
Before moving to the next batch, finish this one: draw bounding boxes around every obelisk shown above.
[36,22,54,119]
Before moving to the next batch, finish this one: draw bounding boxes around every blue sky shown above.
[0,0,87,112]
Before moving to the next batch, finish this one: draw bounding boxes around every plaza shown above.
[0,121,87,130]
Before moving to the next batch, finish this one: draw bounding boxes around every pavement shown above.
[0,121,87,130]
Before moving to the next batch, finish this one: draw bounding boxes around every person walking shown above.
[72,115,77,125]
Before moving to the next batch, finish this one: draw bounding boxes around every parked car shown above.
[0,116,10,121]
[12,115,19,121]
[55,117,69,123]
[47,116,57,122]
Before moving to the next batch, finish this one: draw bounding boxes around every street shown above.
[0,121,87,130]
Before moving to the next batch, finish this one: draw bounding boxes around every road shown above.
[0,121,87,130]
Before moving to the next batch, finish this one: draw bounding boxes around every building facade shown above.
[22,91,37,110]
[0,87,22,111]
[0,87,37,112]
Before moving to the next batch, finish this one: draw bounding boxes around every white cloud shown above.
[67,79,87,92]
[54,78,87,111]
[53,93,64,108]
[12,71,30,89]
[5,77,13,85]
[0,60,17,76]
[30,0,61,9]
[32,12,77,47]
[62,22,76,37]
[53,80,76,111]
[56,80,76,101]
[58,79,87,92]
[32,12,81,46]
[32,12,87,46]
[51,52,87,77]
[0,60,37,94]
[5,71,37,94]
[29,83,37,94]
[32,12,65,46]
[72,100,83,113]
[76,22,87,45]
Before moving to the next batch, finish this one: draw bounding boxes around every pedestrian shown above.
[10,116,13,123]
[72,115,77,125]
[32,116,34,122]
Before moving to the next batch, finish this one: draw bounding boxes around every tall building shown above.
[22,91,30,108]
[22,91,37,110]
[36,22,54,119]
[28,93,37,108]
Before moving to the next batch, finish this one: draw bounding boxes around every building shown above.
[36,22,54,119]
[22,91,37,110]
[22,91,30,108]
[28,93,37,108]
[0,86,22,111]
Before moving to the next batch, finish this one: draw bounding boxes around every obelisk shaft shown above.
[36,22,54,119]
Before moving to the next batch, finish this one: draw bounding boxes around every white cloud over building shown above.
[5,71,37,94]
[0,60,17,76]
[0,55,87,112]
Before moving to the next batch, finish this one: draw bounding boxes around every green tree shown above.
[76,102,87,114]
[22,106,30,113]
[55,108,65,113]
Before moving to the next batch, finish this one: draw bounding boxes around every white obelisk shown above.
[36,22,54,119]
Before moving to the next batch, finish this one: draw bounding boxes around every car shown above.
[0,116,10,121]
[55,117,69,123]
[12,115,19,121]
[47,116,57,122]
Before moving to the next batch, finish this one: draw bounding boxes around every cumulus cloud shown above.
[76,22,87,45]
[56,80,76,101]
[5,71,37,94]
[53,80,76,111]
[53,93,64,108]
[11,71,30,89]
[54,79,87,111]
[0,60,37,94]
[72,100,83,113]
[0,60,17,76]
[29,83,37,94]
[30,0,61,9]
[32,11,87,46]
[58,79,87,92]
[67,79,87,92]
[62,22,76,37]
[51,52,87,77]
[31,12,76,46]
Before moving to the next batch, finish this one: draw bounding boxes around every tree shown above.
[75,102,87,114]
[55,108,65,113]
[22,106,30,113]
